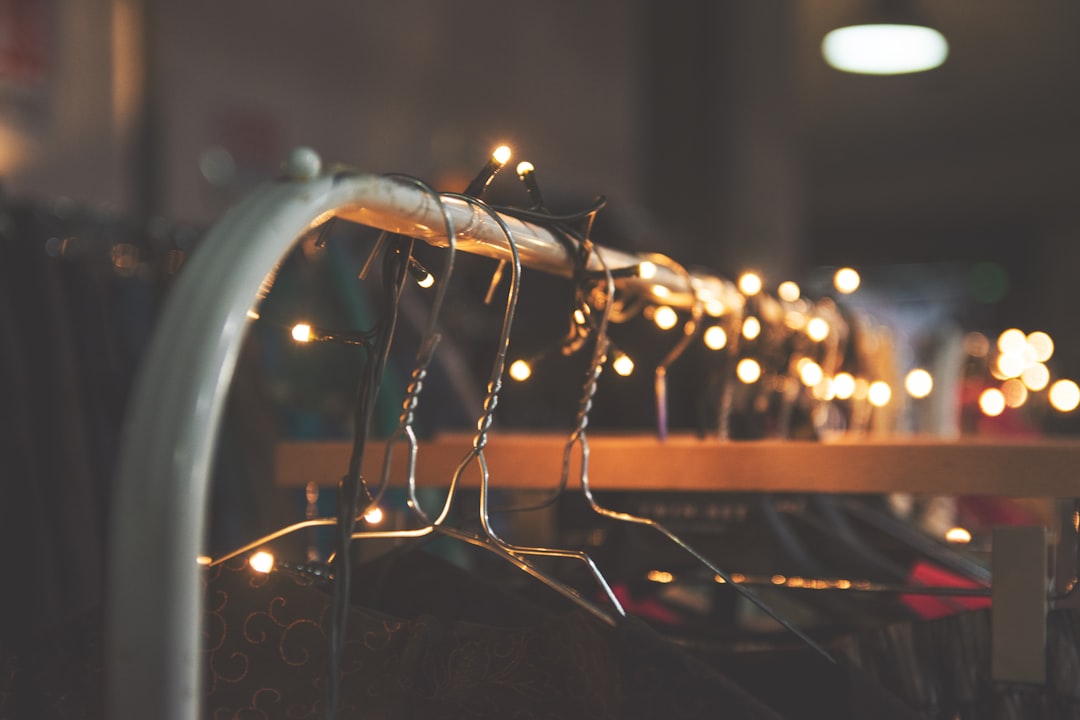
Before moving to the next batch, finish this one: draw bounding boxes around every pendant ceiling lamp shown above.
[822,0,948,75]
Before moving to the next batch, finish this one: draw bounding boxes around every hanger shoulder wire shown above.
[346,192,621,626]
[547,244,837,663]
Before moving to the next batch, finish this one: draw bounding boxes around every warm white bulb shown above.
[904,368,933,399]
[738,272,763,296]
[1049,379,1080,412]
[868,381,892,408]
[638,261,657,280]
[515,161,534,176]
[833,372,856,400]
[979,387,1006,417]
[996,353,1024,379]
[291,323,313,343]
[705,299,726,317]
[1027,331,1054,363]
[1001,378,1028,409]
[1021,363,1050,392]
[613,352,635,377]
[807,318,830,342]
[833,267,861,294]
[945,527,972,544]
[822,24,949,75]
[249,551,275,574]
[364,506,384,525]
[736,358,762,384]
[799,360,824,387]
[416,272,435,289]
[704,326,728,351]
[509,359,532,382]
[997,328,1027,355]
[742,316,762,341]
[777,281,801,303]
[654,305,678,330]
[492,145,512,164]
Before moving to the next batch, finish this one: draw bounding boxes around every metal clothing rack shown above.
[104,148,1069,719]
[105,148,752,720]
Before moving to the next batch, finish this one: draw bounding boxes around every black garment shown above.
[834,607,1080,719]
[206,557,784,719]
[703,644,925,720]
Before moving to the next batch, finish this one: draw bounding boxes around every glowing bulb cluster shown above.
[978,328,1074,415]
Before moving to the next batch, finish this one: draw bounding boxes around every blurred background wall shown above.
[3,0,1079,364]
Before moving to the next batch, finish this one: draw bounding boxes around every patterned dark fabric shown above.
[204,558,783,719]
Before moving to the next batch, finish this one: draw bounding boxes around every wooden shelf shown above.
[275,433,1080,496]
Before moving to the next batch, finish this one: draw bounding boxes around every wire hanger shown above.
[503,235,837,662]
[344,190,623,627]
[203,175,449,570]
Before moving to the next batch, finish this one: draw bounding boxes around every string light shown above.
[979,387,1006,417]
[612,350,635,377]
[807,317,829,342]
[249,551,275,574]
[1001,378,1028,408]
[812,377,836,401]
[997,328,1027,355]
[364,507,384,525]
[777,281,801,303]
[703,326,728,350]
[647,570,675,583]
[509,359,532,382]
[1049,379,1080,412]
[515,161,547,209]
[736,358,762,384]
[799,359,824,387]
[945,527,972,544]
[1027,331,1054,362]
[653,305,678,330]
[738,272,763,296]
[1021,363,1050,392]
[196,555,212,566]
[904,368,933,399]
[463,144,512,198]
[742,316,762,341]
[652,285,671,300]
[963,332,990,357]
[416,272,435,289]
[868,381,892,407]
[833,372,856,400]
[638,261,657,280]
[833,267,860,294]
[291,323,313,343]
[704,299,726,317]
[995,353,1024,379]
[573,308,587,325]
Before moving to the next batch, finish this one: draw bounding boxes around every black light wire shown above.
[325,231,413,719]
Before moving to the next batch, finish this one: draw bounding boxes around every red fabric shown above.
[900,560,991,619]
